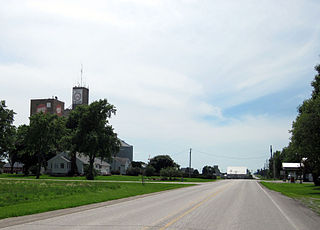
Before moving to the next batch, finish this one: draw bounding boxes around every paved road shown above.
[2,180,320,230]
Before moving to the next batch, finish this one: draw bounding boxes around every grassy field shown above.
[0,173,217,182]
[0,179,193,219]
[260,182,320,214]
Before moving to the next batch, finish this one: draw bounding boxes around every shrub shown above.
[126,167,141,176]
[144,166,156,177]
[201,174,217,179]
[160,167,182,180]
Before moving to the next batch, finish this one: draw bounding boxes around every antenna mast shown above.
[80,64,83,87]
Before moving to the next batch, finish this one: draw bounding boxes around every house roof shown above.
[60,156,71,163]
[47,152,110,167]
[3,162,24,168]
[113,156,130,165]
[227,166,247,175]
[282,163,301,169]
[77,154,110,167]
[119,139,132,147]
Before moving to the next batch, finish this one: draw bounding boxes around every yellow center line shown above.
[159,187,226,230]
[142,182,232,230]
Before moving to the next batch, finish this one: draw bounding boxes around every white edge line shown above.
[257,182,299,230]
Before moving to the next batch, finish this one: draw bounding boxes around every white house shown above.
[227,166,248,179]
[110,157,130,175]
[47,152,111,176]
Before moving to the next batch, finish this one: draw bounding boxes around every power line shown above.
[193,149,267,160]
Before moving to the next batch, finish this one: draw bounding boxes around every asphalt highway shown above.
[1,180,320,230]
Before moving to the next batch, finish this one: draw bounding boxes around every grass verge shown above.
[0,180,194,219]
[0,173,217,182]
[260,182,320,215]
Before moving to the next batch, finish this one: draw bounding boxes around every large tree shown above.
[15,124,36,175]
[148,155,179,174]
[28,113,66,179]
[72,99,120,180]
[0,100,15,161]
[291,64,320,185]
[65,109,81,176]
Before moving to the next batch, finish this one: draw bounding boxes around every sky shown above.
[1,0,320,172]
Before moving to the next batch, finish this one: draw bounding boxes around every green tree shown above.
[192,169,200,177]
[148,155,179,174]
[268,151,283,179]
[291,64,320,185]
[202,165,214,175]
[0,100,15,161]
[28,113,66,179]
[72,99,120,180]
[131,161,145,168]
[144,165,155,176]
[160,167,182,180]
[65,109,81,176]
[15,124,36,175]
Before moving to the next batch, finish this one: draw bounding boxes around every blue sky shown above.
[1,0,320,172]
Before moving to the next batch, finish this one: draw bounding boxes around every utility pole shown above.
[271,145,275,180]
[189,148,192,178]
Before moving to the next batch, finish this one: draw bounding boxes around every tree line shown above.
[0,99,120,180]
[256,64,320,186]
[127,155,219,180]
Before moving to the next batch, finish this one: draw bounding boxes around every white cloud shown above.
[1,0,320,171]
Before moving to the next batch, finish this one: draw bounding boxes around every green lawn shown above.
[260,182,320,214]
[0,173,217,182]
[0,179,193,219]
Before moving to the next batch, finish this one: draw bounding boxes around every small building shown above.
[3,162,24,174]
[227,166,248,179]
[117,139,133,162]
[72,86,89,110]
[30,98,65,117]
[47,152,111,176]
[110,157,131,175]
[281,163,302,180]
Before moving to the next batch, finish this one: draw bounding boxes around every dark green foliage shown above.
[202,165,214,175]
[28,113,66,179]
[148,155,179,173]
[0,100,15,161]
[126,167,141,176]
[131,161,145,168]
[144,165,156,176]
[268,151,283,179]
[160,167,182,180]
[201,166,217,179]
[290,64,320,186]
[192,169,200,177]
[260,64,320,185]
[70,99,120,180]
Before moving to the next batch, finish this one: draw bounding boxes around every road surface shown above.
[1,180,320,229]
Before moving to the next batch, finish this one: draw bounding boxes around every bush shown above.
[126,167,141,176]
[111,170,120,175]
[160,167,182,180]
[144,166,156,177]
[201,174,217,179]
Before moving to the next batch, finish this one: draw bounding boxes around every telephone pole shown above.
[189,148,192,178]
[270,145,275,180]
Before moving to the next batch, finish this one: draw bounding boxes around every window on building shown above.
[54,163,58,169]
[47,102,51,108]
[60,163,64,169]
